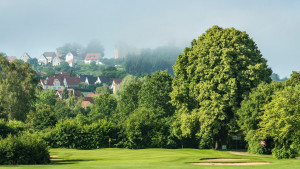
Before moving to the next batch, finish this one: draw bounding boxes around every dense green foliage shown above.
[0,55,40,121]
[45,117,115,149]
[0,133,49,165]
[238,71,300,158]
[170,25,272,149]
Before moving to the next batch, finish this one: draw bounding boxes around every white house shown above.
[20,53,31,62]
[65,52,77,67]
[84,53,102,64]
[38,55,48,65]
[52,56,62,66]
[43,52,56,63]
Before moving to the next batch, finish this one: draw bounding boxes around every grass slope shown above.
[1,148,300,169]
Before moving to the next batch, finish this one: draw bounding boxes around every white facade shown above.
[38,55,48,65]
[20,53,31,62]
[52,56,62,66]
[65,52,76,67]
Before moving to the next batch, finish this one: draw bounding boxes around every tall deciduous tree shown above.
[170,26,272,148]
[0,54,39,121]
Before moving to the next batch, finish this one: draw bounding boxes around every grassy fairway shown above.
[1,148,299,169]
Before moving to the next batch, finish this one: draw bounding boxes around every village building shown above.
[79,75,111,86]
[96,76,111,86]
[52,56,62,66]
[40,72,82,90]
[20,53,31,62]
[38,54,48,65]
[111,78,122,94]
[56,88,82,99]
[65,52,77,67]
[79,75,98,85]
[81,93,100,108]
[84,53,102,64]
[43,52,56,64]
[7,56,16,62]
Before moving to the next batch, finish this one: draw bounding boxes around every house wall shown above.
[38,57,48,65]
[66,52,74,61]
[42,79,64,90]
[52,58,61,66]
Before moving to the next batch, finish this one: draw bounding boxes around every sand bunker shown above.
[50,155,59,158]
[201,158,249,161]
[230,151,261,157]
[50,155,66,161]
[189,162,271,165]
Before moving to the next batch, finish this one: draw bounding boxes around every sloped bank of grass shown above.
[0,148,299,169]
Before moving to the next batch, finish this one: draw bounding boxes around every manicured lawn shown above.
[1,148,300,169]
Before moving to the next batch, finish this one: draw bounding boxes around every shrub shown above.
[0,120,26,138]
[272,145,298,159]
[45,117,114,149]
[0,132,50,164]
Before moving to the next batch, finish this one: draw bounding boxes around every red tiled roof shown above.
[67,60,73,63]
[81,101,91,108]
[84,97,95,104]
[85,53,101,60]
[41,77,63,86]
[41,72,81,86]
[65,76,81,85]
[86,93,100,97]
[113,78,122,85]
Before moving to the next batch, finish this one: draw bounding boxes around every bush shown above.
[272,145,298,159]
[45,117,114,149]
[0,132,50,165]
[0,120,26,138]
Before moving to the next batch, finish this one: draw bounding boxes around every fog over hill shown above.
[0,0,299,77]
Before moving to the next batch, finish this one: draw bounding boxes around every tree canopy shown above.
[170,25,272,148]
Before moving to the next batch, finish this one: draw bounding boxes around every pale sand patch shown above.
[201,158,249,161]
[189,162,271,165]
[230,151,261,157]
[50,155,59,158]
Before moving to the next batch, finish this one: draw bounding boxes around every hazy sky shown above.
[0,0,299,78]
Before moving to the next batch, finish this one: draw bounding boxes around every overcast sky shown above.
[0,0,299,78]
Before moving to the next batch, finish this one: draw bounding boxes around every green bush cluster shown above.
[0,133,49,165]
[0,120,26,138]
[272,145,298,159]
[44,118,115,149]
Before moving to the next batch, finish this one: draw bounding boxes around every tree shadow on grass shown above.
[50,159,95,165]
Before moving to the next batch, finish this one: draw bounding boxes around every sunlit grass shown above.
[1,148,299,169]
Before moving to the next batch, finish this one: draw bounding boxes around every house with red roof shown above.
[84,53,102,64]
[56,88,82,99]
[81,93,100,108]
[40,72,82,90]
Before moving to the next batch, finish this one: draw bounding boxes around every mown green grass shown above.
[1,148,299,169]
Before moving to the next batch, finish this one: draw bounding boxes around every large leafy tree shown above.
[259,85,300,158]
[170,26,272,148]
[237,82,284,154]
[0,54,39,121]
